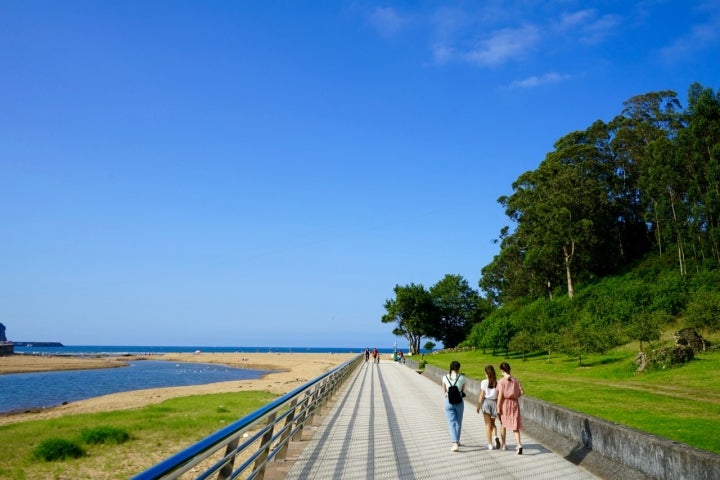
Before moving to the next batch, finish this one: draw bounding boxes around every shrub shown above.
[80,426,130,445]
[32,438,84,461]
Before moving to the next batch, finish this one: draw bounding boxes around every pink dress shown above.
[497,376,523,430]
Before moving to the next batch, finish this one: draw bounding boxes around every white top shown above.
[480,378,498,400]
[442,373,465,392]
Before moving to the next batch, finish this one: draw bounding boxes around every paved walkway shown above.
[283,359,599,480]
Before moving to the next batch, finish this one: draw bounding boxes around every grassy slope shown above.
[425,331,720,455]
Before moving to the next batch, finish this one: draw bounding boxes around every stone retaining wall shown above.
[404,359,720,480]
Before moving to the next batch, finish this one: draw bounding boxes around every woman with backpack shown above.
[442,360,466,452]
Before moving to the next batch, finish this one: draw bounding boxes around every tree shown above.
[537,331,562,363]
[497,122,621,300]
[626,311,664,352]
[614,91,687,271]
[673,84,720,267]
[610,90,683,261]
[684,288,720,334]
[428,274,481,348]
[381,283,437,355]
[465,307,517,355]
[559,312,617,366]
[508,331,535,361]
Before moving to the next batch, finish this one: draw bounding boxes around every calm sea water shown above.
[12,345,387,356]
[0,360,275,414]
[1,345,394,415]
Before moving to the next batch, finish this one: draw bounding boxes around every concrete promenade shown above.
[280,359,600,480]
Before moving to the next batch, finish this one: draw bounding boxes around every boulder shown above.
[674,327,709,353]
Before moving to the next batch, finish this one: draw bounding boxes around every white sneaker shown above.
[451,443,459,452]
[487,444,494,450]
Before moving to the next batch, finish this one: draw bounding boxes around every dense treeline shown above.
[383,83,720,359]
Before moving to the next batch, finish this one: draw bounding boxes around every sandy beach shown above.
[0,352,357,426]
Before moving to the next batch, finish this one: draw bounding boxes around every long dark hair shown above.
[499,362,511,375]
[449,360,461,373]
[485,365,497,389]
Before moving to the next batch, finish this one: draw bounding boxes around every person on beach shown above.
[497,361,524,454]
[372,347,379,364]
[365,347,370,363]
[476,364,501,450]
[442,360,466,452]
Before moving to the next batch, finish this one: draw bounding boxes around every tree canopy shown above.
[382,82,720,361]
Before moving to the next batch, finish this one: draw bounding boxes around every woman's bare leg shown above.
[482,413,493,445]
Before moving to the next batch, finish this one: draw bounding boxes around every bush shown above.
[32,438,84,461]
[79,426,130,445]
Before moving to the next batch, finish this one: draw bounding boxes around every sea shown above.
[1,345,396,415]
[11,345,390,356]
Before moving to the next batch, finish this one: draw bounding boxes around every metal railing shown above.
[132,354,363,480]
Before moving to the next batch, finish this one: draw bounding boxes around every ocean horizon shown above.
[11,344,404,356]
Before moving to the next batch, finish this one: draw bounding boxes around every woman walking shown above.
[442,360,466,452]
[476,365,501,450]
[497,361,524,454]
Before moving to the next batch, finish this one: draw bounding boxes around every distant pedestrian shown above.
[497,362,524,454]
[365,347,370,363]
[476,365,501,450]
[442,360,466,452]
[398,350,405,364]
[372,347,378,364]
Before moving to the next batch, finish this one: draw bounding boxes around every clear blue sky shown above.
[2,1,718,348]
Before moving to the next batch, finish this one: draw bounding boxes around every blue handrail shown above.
[132,354,362,480]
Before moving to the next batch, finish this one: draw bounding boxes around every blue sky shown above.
[2,1,718,349]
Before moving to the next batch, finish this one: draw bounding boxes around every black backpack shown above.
[447,375,463,404]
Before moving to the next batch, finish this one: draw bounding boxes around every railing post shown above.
[306,386,321,425]
[216,437,240,480]
[291,393,311,441]
[252,412,277,480]
[274,398,298,461]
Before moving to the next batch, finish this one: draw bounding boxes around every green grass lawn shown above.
[0,391,277,480]
[424,335,720,455]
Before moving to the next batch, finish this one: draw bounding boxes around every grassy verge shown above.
[0,391,276,480]
[424,333,720,455]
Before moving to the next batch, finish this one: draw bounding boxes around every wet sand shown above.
[0,352,357,425]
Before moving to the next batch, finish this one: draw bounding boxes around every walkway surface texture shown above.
[282,359,599,480]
